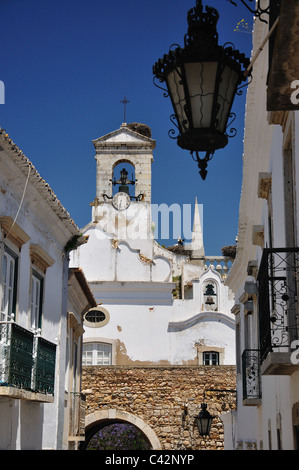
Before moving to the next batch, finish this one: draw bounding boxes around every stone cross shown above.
[120,96,130,123]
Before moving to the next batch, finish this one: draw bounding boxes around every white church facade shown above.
[70,122,236,368]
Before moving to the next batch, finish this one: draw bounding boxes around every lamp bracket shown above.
[226,0,271,23]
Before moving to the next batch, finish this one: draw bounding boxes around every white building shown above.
[0,128,94,449]
[64,267,97,449]
[70,122,235,368]
[225,0,299,450]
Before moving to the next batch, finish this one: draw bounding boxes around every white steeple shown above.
[191,197,205,259]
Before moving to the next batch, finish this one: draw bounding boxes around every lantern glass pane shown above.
[216,65,239,132]
[197,417,212,436]
[166,66,188,131]
[185,62,218,128]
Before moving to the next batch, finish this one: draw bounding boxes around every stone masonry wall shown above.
[82,365,236,450]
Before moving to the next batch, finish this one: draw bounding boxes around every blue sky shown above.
[0,0,253,255]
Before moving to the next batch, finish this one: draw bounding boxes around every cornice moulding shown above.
[0,216,30,249]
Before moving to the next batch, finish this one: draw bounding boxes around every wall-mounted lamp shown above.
[194,388,236,437]
[195,403,214,436]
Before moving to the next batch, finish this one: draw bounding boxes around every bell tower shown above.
[90,122,156,241]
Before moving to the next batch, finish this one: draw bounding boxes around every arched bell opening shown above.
[112,161,135,198]
[203,280,218,311]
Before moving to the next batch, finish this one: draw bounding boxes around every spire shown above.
[191,197,205,259]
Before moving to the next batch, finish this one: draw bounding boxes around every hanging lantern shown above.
[195,403,214,436]
[153,0,250,179]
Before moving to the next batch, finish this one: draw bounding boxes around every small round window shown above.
[84,307,110,328]
[85,310,105,323]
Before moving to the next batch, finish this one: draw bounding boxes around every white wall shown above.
[0,135,78,449]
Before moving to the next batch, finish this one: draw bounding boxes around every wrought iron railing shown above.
[242,349,262,400]
[258,248,299,362]
[32,336,56,395]
[0,322,34,390]
[0,321,56,395]
[69,392,86,439]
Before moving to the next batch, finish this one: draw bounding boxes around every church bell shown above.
[204,284,216,305]
[119,184,130,195]
[205,296,215,305]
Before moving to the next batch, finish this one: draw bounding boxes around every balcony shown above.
[258,248,299,375]
[0,321,56,401]
[242,349,262,406]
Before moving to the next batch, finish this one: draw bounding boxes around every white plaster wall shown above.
[0,145,74,450]
[82,298,235,365]
[80,259,235,365]
[224,15,299,449]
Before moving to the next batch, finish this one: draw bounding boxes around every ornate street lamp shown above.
[195,403,214,436]
[194,388,236,437]
[153,0,250,180]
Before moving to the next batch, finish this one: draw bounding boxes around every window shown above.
[30,271,43,330]
[83,307,110,328]
[1,246,18,321]
[82,342,112,366]
[203,351,219,365]
[85,309,106,323]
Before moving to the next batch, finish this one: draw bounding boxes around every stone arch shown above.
[83,409,162,450]
[112,158,136,172]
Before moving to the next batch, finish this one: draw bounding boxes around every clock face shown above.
[112,192,131,211]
